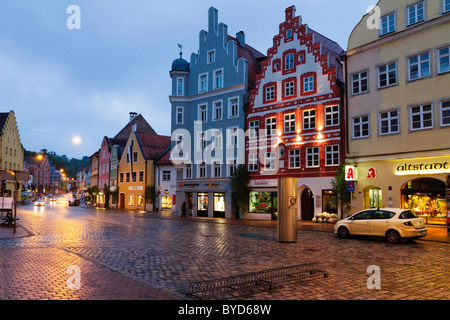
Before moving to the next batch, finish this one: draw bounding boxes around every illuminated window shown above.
[137,194,144,207]
[128,194,134,206]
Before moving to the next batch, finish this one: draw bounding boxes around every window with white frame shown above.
[325,145,340,166]
[303,76,314,92]
[408,52,431,80]
[284,113,296,133]
[352,115,370,138]
[199,104,207,122]
[284,81,295,97]
[407,1,425,26]
[249,120,259,139]
[265,86,275,101]
[212,130,222,150]
[162,170,171,181]
[199,74,208,92]
[303,109,316,130]
[249,153,258,171]
[176,107,184,124]
[177,78,184,96]
[214,69,223,89]
[351,70,368,95]
[379,110,400,135]
[198,132,207,151]
[199,162,206,178]
[378,62,397,88]
[266,117,277,136]
[380,12,396,35]
[227,128,238,148]
[185,165,192,179]
[306,147,320,167]
[265,152,276,171]
[229,98,239,118]
[444,0,450,13]
[289,149,300,169]
[213,162,221,178]
[285,53,294,70]
[207,50,215,64]
[228,160,237,177]
[410,104,433,130]
[213,101,222,121]
[438,46,450,74]
[325,105,339,127]
[441,100,450,126]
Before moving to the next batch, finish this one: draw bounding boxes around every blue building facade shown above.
[170,7,265,218]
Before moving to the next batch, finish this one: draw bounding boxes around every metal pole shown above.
[13,172,17,234]
[277,177,298,243]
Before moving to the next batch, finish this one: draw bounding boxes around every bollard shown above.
[277,177,298,243]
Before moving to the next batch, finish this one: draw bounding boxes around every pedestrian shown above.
[181,201,187,218]
[188,202,193,217]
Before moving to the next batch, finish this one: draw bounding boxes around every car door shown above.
[370,210,394,237]
[350,210,374,236]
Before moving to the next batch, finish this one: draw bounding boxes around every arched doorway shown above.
[301,188,314,221]
[119,193,125,210]
[401,177,446,225]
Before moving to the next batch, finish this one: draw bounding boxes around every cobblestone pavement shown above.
[0,196,449,300]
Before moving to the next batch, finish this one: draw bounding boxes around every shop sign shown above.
[395,162,450,176]
[345,165,357,181]
[129,186,144,191]
[367,168,377,179]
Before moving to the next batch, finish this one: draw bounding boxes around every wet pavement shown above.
[0,194,448,300]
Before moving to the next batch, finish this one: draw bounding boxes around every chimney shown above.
[129,112,138,122]
[236,31,245,48]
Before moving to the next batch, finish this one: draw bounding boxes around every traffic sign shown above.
[347,181,355,192]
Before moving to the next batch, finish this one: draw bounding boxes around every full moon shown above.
[72,136,82,145]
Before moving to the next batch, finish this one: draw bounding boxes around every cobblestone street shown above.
[0,196,449,300]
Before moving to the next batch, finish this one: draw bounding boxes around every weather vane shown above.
[177,43,184,58]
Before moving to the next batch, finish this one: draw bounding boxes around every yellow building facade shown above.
[345,0,450,225]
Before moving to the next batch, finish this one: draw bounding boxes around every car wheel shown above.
[386,230,401,244]
[337,226,350,239]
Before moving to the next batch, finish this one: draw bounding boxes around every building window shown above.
[266,117,277,136]
[265,152,276,171]
[207,50,215,64]
[214,69,223,89]
[285,53,294,70]
[325,145,340,166]
[212,130,222,150]
[438,46,450,74]
[353,115,370,138]
[289,149,300,169]
[177,78,184,96]
[199,132,207,151]
[199,104,207,123]
[126,172,130,183]
[325,105,339,126]
[286,29,293,39]
[162,170,171,181]
[284,113,296,133]
[444,0,450,13]
[228,160,237,177]
[379,110,400,135]
[410,104,433,131]
[120,173,124,183]
[249,153,258,171]
[306,147,320,167]
[229,97,239,118]
[139,171,144,182]
[303,76,315,92]
[249,120,259,139]
[284,81,295,97]
[352,71,368,95]
[407,1,425,26]
[133,151,138,162]
[213,162,221,178]
[303,109,316,130]
[380,12,396,35]
[265,85,276,102]
[185,165,192,179]
[137,194,144,207]
[199,162,206,178]
[441,100,450,126]
[132,172,137,182]
[199,74,208,92]
[378,62,397,88]
[227,128,238,148]
[408,52,431,80]
[213,101,222,121]
[128,194,134,207]
[176,107,183,124]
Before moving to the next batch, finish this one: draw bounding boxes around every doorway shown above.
[119,193,125,210]
[301,188,314,221]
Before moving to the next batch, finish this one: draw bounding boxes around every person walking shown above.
[181,201,187,219]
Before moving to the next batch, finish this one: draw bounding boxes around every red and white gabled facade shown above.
[245,6,345,220]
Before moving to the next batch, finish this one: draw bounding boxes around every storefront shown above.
[348,155,449,225]
[245,179,278,220]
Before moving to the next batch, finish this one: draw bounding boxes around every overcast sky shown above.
[0,0,375,159]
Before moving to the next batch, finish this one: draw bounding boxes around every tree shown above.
[145,185,156,204]
[330,162,352,219]
[230,165,251,217]
[103,183,110,208]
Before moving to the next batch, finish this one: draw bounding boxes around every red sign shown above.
[367,168,377,179]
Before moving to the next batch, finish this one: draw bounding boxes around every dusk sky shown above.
[0,0,375,159]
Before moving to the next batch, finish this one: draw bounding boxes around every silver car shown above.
[334,208,427,243]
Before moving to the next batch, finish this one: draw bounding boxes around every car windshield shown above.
[399,210,418,219]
